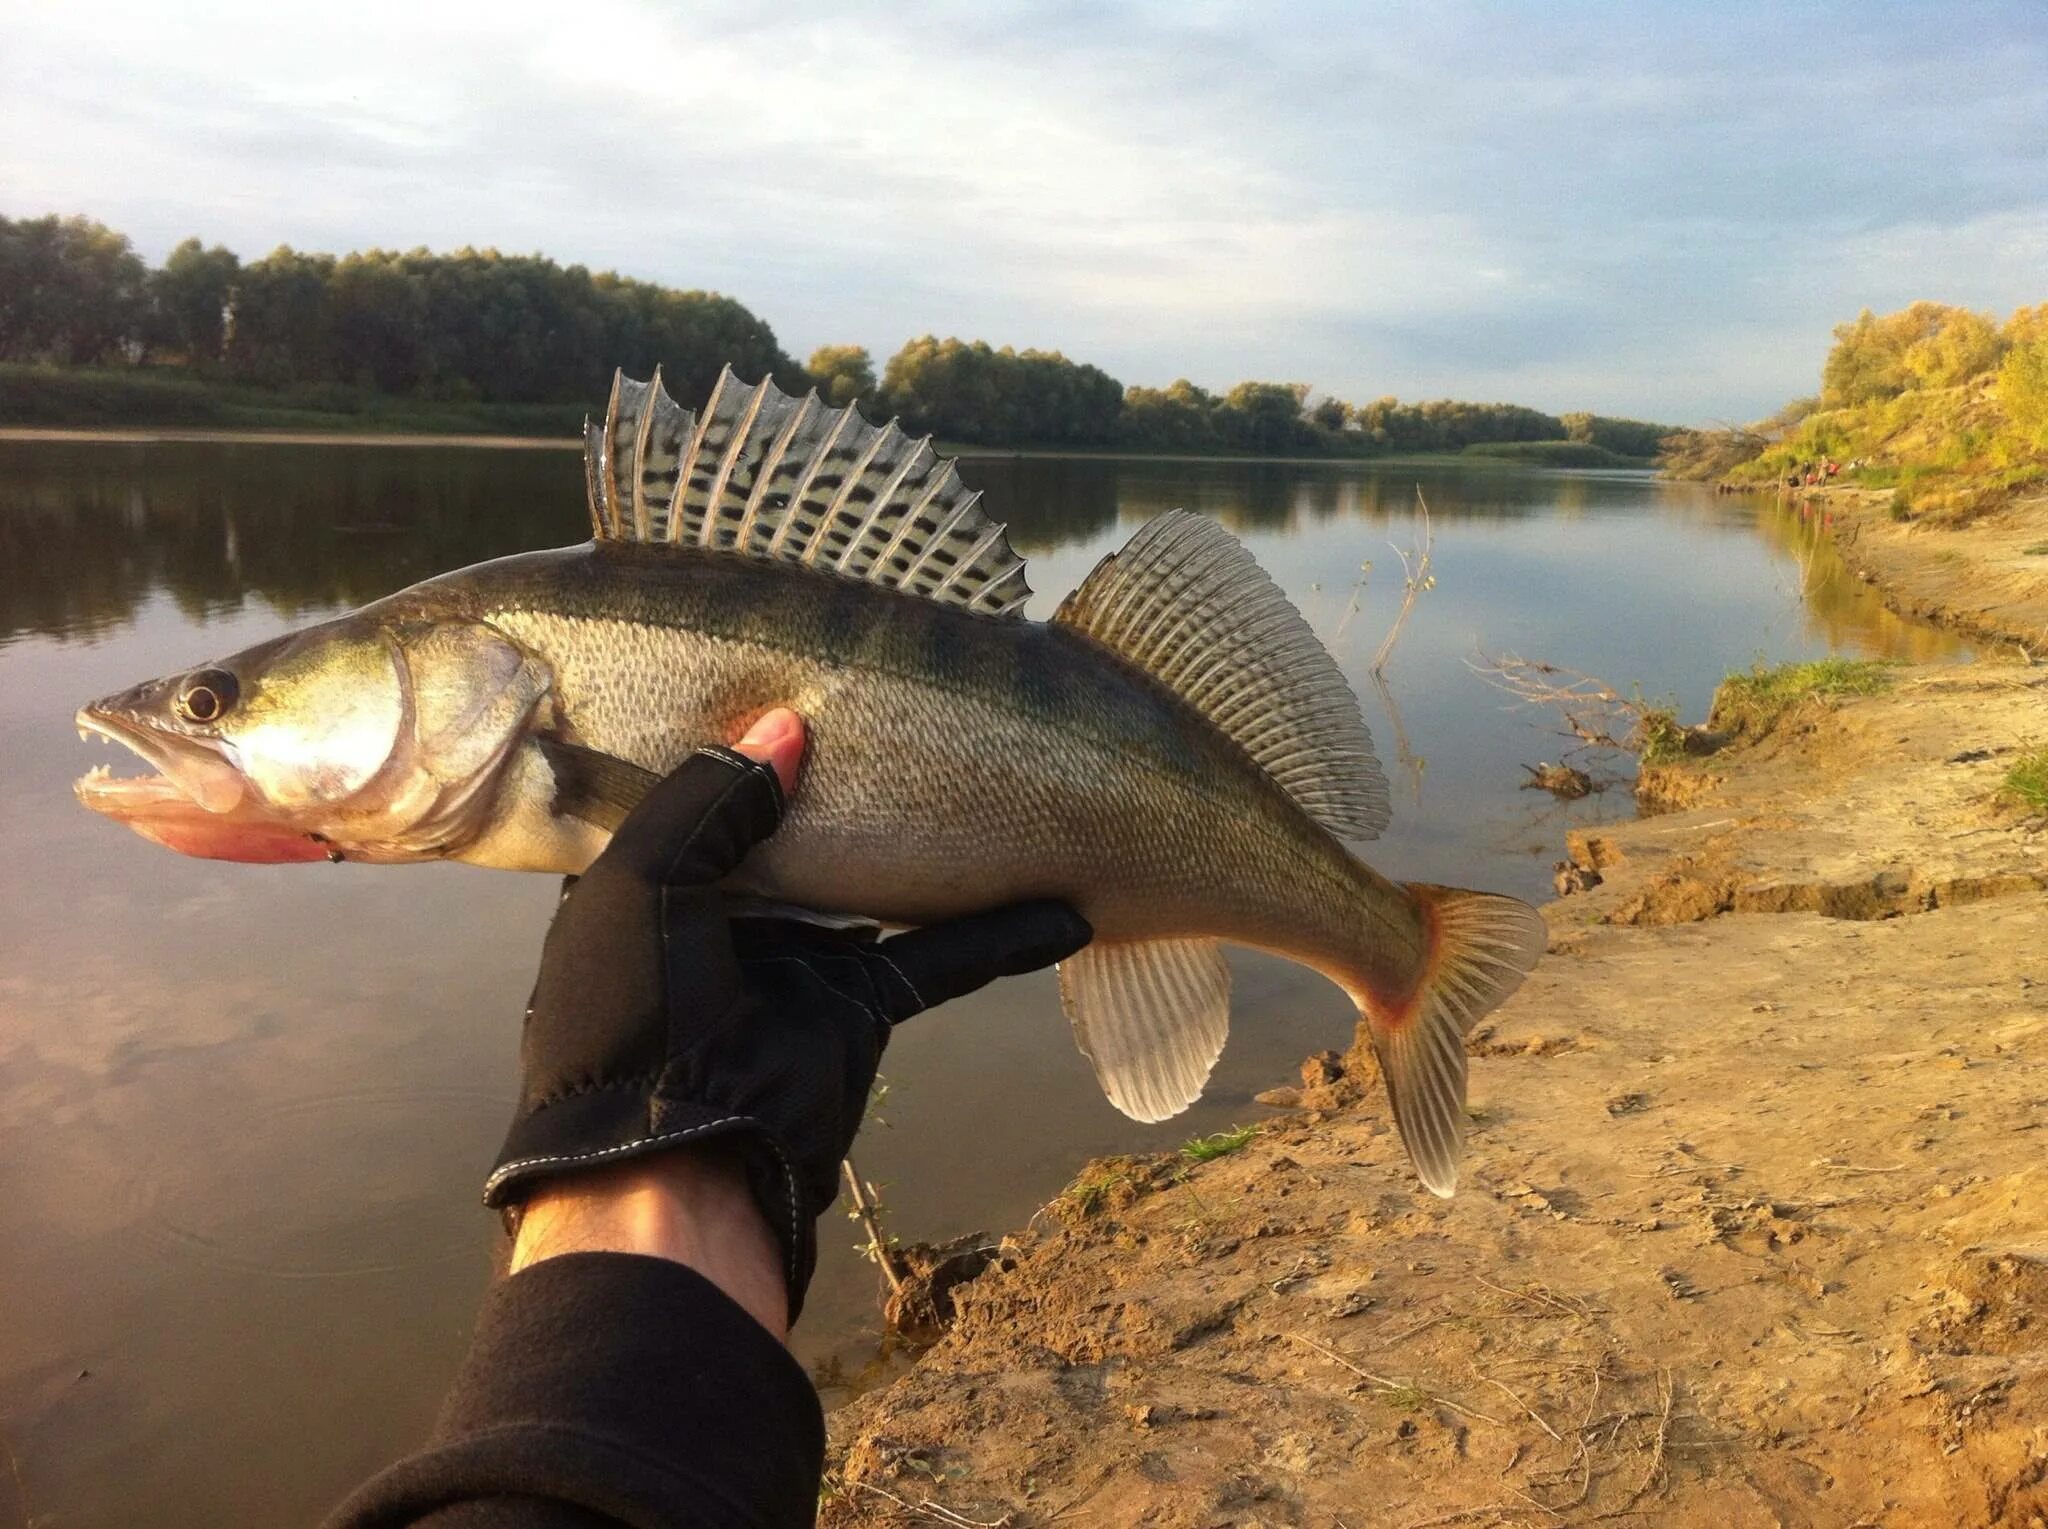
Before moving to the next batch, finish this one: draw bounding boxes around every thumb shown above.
[728,707,806,797]
[870,900,1093,1022]
[589,709,808,888]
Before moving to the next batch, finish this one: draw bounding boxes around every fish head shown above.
[77,614,554,864]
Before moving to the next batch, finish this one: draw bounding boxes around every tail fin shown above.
[1359,885,1546,1197]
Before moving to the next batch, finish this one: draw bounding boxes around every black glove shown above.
[483,743,1091,1322]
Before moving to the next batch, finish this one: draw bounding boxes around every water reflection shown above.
[0,444,1685,647]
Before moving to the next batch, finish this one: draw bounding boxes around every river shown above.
[0,438,1967,1527]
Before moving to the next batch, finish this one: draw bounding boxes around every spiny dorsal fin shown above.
[1055,510,1390,840]
[583,366,1032,617]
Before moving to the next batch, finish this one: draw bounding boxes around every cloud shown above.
[2,0,2043,420]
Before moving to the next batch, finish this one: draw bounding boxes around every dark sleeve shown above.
[325,1253,824,1529]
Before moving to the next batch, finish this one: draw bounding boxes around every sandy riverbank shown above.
[1802,486,2048,653]
[820,547,2048,1523]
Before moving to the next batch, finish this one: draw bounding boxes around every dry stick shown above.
[842,1156,906,1296]
[1591,1369,1676,1521]
[1467,652,1657,757]
[1332,560,1372,643]
[1476,1372,1563,1442]
[1396,1506,1519,1529]
[854,1480,1013,1528]
[1289,1334,1506,1427]
[1473,1273,1590,1320]
[1371,669,1427,806]
[1371,487,1435,674]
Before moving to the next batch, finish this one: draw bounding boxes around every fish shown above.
[75,367,1545,1193]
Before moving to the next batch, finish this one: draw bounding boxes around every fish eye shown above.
[174,668,239,725]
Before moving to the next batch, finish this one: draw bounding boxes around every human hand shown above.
[483,709,1091,1325]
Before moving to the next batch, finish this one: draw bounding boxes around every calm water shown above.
[0,439,1966,1527]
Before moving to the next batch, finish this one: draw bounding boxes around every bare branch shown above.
[1371,487,1436,675]
[1468,651,1668,757]
[843,1155,906,1295]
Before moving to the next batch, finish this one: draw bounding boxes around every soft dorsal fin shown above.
[582,366,1032,617]
[1055,510,1390,840]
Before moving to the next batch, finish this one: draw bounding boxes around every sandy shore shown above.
[820,517,2048,1525]
[1810,486,2048,653]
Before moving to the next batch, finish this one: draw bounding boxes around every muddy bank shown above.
[1801,486,2048,652]
[822,663,2048,1527]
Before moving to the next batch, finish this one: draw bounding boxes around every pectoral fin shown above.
[539,737,660,831]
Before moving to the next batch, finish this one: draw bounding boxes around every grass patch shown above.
[1058,1164,1138,1217]
[2000,750,2048,813]
[2022,542,2048,556]
[0,362,585,436]
[1378,1383,1433,1413]
[1633,704,1690,766]
[1180,1123,1260,1163]
[1709,658,1894,738]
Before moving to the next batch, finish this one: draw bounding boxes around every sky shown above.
[3,0,2045,423]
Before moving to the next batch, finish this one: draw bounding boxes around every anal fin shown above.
[1059,938,1230,1123]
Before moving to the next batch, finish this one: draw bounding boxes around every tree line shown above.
[1,212,1677,457]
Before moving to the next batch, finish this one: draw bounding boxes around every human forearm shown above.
[508,1151,788,1341]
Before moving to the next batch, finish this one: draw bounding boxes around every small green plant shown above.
[1632,704,1689,765]
[2023,543,2048,557]
[2000,750,2048,813]
[1061,1166,1135,1216]
[1710,658,1894,738]
[1379,1382,1432,1412]
[1889,489,1914,521]
[1180,1123,1259,1163]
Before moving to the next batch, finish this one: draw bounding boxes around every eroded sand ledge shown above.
[822,505,2048,1529]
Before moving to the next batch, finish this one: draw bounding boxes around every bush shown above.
[2000,751,2048,813]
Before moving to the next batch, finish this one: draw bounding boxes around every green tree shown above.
[230,246,337,383]
[0,214,149,362]
[148,238,240,364]
[807,344,876,409]
[327,251,429,392]
[1220,381,1312,453]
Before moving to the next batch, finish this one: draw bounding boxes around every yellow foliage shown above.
[1998,338,2048,447]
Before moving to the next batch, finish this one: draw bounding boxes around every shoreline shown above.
[1793,484,2048,654]
[819,510,2048,1524]
[0,424,1653,473]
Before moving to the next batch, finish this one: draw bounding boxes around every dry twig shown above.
[854,1479,1014,1527]
[1290,1333,1506,1426]
[1476,1372,1563,1442]
[1468,652,1662,757]
[842,1156,906,1295]
[1371,488,1436,674]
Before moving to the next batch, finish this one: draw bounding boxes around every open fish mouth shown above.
[74,707,328,863]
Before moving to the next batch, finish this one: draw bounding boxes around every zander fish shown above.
[75,369,1544,1192]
